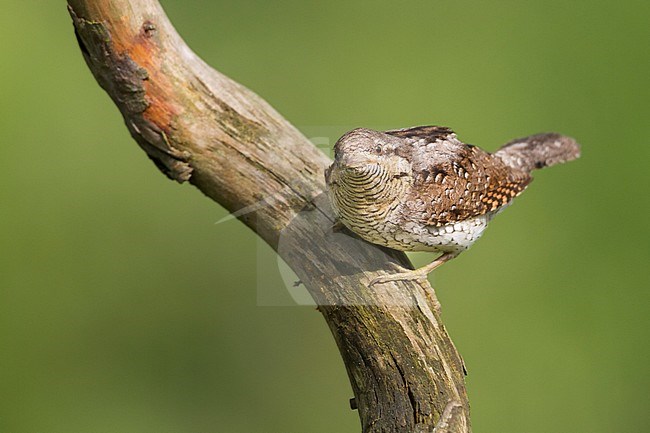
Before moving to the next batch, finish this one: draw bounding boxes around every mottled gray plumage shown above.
[325,126,580,285]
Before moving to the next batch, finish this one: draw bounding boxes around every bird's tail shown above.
[495,133,581,172]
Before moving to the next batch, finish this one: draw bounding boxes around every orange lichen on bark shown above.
[109,13,180,131]
[131,28,179,129]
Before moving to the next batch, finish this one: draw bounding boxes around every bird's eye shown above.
[375,145,382,154]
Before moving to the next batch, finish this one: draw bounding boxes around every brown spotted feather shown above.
[385,127,531,226]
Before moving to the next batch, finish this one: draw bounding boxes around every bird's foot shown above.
[369,252,459,287]
[331,219,346,233]
[369,268,430,287]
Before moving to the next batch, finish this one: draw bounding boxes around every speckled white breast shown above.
[373,212,493,253]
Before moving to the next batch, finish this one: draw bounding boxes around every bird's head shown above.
[326,128,411,186]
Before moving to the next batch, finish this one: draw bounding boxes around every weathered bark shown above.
[67,1,471,431]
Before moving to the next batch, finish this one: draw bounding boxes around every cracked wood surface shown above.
[67,1,471,431]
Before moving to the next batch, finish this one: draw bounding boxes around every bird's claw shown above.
[369,271,429,287]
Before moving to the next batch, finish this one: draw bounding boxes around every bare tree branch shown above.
[67,1,471,431]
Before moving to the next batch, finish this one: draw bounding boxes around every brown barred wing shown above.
[402,142,532,226]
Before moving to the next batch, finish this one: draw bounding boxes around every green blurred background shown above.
[1,1,649,432]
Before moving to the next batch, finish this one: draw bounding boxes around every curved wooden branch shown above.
[67,1,471,431]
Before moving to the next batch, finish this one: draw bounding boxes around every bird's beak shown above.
[338,153,376,170]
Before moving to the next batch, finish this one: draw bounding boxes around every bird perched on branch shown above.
[325,126,580,285]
